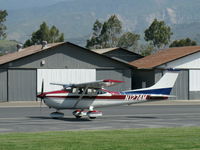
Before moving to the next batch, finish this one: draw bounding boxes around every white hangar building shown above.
[130,46,200,100]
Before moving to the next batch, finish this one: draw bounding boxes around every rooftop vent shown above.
[16,43,23,52]
[42,41,48,49]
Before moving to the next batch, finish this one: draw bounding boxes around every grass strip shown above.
[0,127,200,150]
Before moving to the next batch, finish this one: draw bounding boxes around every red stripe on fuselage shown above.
[45,95,126,100]
[44,94,167,101]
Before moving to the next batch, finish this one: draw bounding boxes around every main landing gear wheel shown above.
[75,116,82,119]
[89,117,96,119]
[50,111,64,119]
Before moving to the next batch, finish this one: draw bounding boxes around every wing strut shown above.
[73,87,89,108]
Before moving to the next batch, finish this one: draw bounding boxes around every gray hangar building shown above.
[0,42,139,102]
[130,46,200,100]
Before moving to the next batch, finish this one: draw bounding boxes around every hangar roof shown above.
[92,47,142,56]
[0,42,136,68]
[92,47,119,54]
[129,46,200,69]
[0,42,63,65]
[92,47,143,63]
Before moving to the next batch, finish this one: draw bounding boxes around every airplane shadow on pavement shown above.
[28,116,92,122]
[126,116,157,119]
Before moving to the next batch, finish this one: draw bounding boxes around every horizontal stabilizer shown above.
[149,94,176,97]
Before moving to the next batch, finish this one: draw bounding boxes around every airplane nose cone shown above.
[37,93,45,98]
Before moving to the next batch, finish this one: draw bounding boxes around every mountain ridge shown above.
[3,0,200,45]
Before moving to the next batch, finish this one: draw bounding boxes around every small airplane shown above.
[37,70,179,119]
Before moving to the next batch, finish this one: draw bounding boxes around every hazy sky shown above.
[0,0,68,10]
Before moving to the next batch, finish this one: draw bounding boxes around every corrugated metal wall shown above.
[189,70,200,91]
[96,69,131,91]
[170,70,189,100]
[189,69,200,99]
[8,69,37,101]
[0,69,7,102]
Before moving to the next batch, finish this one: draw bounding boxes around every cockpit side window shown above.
[87,89,97,95]
[97,89,106,94]
[72,88,78,94]
[65,88,72,93]
[67,88,107,95]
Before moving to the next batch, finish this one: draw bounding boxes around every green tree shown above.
[24,22,64,47]
[139,43,154,56]
[57,33,64,42]
[0,10,8,40]
[23,39,32,47]
[144,19,173,49]
[86,20,103,49]
[49,25,64,43]
[31,22,50,44]
[102,15,122,47]
[169,38,197,48]
[117,32,140,51]
[93,20,103,37]
[86,15,122,49]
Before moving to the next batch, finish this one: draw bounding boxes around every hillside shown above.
[0,40,17,55]
[3,0,200,45]
[0,0,66,10]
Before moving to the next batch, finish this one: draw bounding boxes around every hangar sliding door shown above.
[37,69,96,92]
[189,70,200,99]
[169,70,189,100]
[8,69,37,101]
[0,69,7,102]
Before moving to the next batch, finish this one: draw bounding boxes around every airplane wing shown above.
[50,79,124,89]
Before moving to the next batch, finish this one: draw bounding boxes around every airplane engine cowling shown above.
[87,110,102,118]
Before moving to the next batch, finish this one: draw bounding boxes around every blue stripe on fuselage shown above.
[122,88,172,95]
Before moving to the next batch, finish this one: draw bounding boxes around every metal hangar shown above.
[130,46,200,100]
[0,42,137,102]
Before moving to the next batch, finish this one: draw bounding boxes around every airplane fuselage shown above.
[37,71,178,119]
[42,90,166,110]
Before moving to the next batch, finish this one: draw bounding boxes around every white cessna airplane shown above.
[37,70,179,119]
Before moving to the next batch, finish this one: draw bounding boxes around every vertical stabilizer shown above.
[123,70,179,95]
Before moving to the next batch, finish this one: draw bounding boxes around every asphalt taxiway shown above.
[0,102,200,133]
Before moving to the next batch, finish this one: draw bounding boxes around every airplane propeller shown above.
[37,79,45,110]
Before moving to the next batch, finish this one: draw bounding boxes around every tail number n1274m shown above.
[125,95,148,101]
